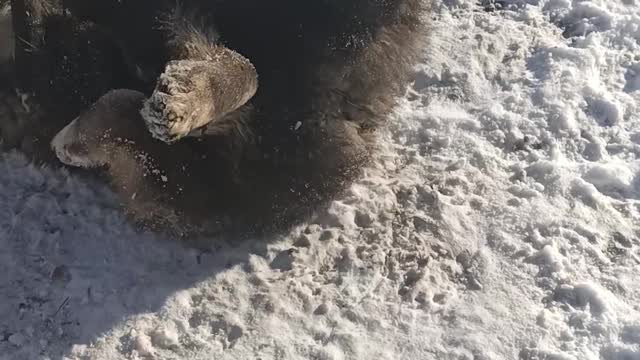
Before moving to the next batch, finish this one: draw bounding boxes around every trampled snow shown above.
[1,0,639,359]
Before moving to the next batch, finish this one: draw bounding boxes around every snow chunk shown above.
[133,333,155,357]
[584,92,623,127]
[570,178,606,208]
[151,325,180,349]
[554,283,610,316]
[582,163,635,197]
[526,245,565,273]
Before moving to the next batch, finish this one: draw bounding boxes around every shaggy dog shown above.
[2,0,428,238]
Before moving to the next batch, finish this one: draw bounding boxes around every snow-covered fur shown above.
[11,0,429,238]
[140,51,259,143]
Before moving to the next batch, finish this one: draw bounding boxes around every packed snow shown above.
[1,0,640,359]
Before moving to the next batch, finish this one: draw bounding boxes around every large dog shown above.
[2,0,428,238]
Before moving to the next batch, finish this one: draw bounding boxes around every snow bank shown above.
[1,0,639,359]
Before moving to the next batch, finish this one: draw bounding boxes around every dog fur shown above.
[4,0,429,239]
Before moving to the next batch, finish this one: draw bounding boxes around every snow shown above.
[1,0,640,359]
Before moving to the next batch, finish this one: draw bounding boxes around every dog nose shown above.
[51,117,101,168]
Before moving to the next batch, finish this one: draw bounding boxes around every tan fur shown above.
[140,53,258,143]
[313,0,430,133]
[159,3,221,61]
[139,3,260,143]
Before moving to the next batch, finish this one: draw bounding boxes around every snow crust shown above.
[1,0,640,358]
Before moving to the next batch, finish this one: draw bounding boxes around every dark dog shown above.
[3,0,428,239]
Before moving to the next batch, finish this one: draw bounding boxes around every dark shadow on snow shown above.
[0,153,272,358]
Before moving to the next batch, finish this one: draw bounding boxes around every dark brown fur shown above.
[4,0,430,239]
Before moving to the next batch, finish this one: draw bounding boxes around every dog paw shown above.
[141,50,258,144]
[141,60,216,144]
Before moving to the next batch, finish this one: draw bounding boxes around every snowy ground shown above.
[2,0,640,359]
